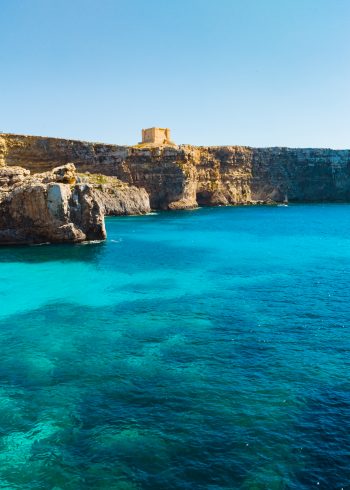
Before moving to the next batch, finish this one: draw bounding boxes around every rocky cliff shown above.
[1,133,350,209]
[0,164,106,245]
[77,174,151,216]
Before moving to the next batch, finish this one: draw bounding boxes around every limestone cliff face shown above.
[1,133,350,208]
[77,174,151,216]
[0,164,106,244]
[251,147,350,202]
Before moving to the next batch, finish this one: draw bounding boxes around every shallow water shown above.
[0,205,350,489]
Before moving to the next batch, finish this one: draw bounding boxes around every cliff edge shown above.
[1,133,350,209]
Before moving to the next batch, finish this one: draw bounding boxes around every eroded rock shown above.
[77,173,151,215]
[1,133,350,208]
[0,164,106,244]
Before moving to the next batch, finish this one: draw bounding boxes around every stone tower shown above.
[140,127,174,146]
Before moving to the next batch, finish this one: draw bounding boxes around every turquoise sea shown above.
[0,205,349,489]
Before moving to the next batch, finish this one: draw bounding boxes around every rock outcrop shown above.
[1,133,350,208]
[0,164,106,245]
[77,174,151,215]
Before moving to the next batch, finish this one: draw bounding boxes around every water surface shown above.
[0,205,349,489]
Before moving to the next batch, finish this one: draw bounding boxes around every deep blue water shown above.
[0,205,350,489]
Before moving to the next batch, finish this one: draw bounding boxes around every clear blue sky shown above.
[1,0,349,148]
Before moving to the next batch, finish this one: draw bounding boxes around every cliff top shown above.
[0,132,348,152]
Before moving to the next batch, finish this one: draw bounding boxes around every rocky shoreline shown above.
[0,164,151,245]
[0,132,350,244]
[1,133,350,210]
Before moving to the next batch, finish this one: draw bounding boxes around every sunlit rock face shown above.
[77,173,151,216]
[1,133,350,209]
[0,164,106,245]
